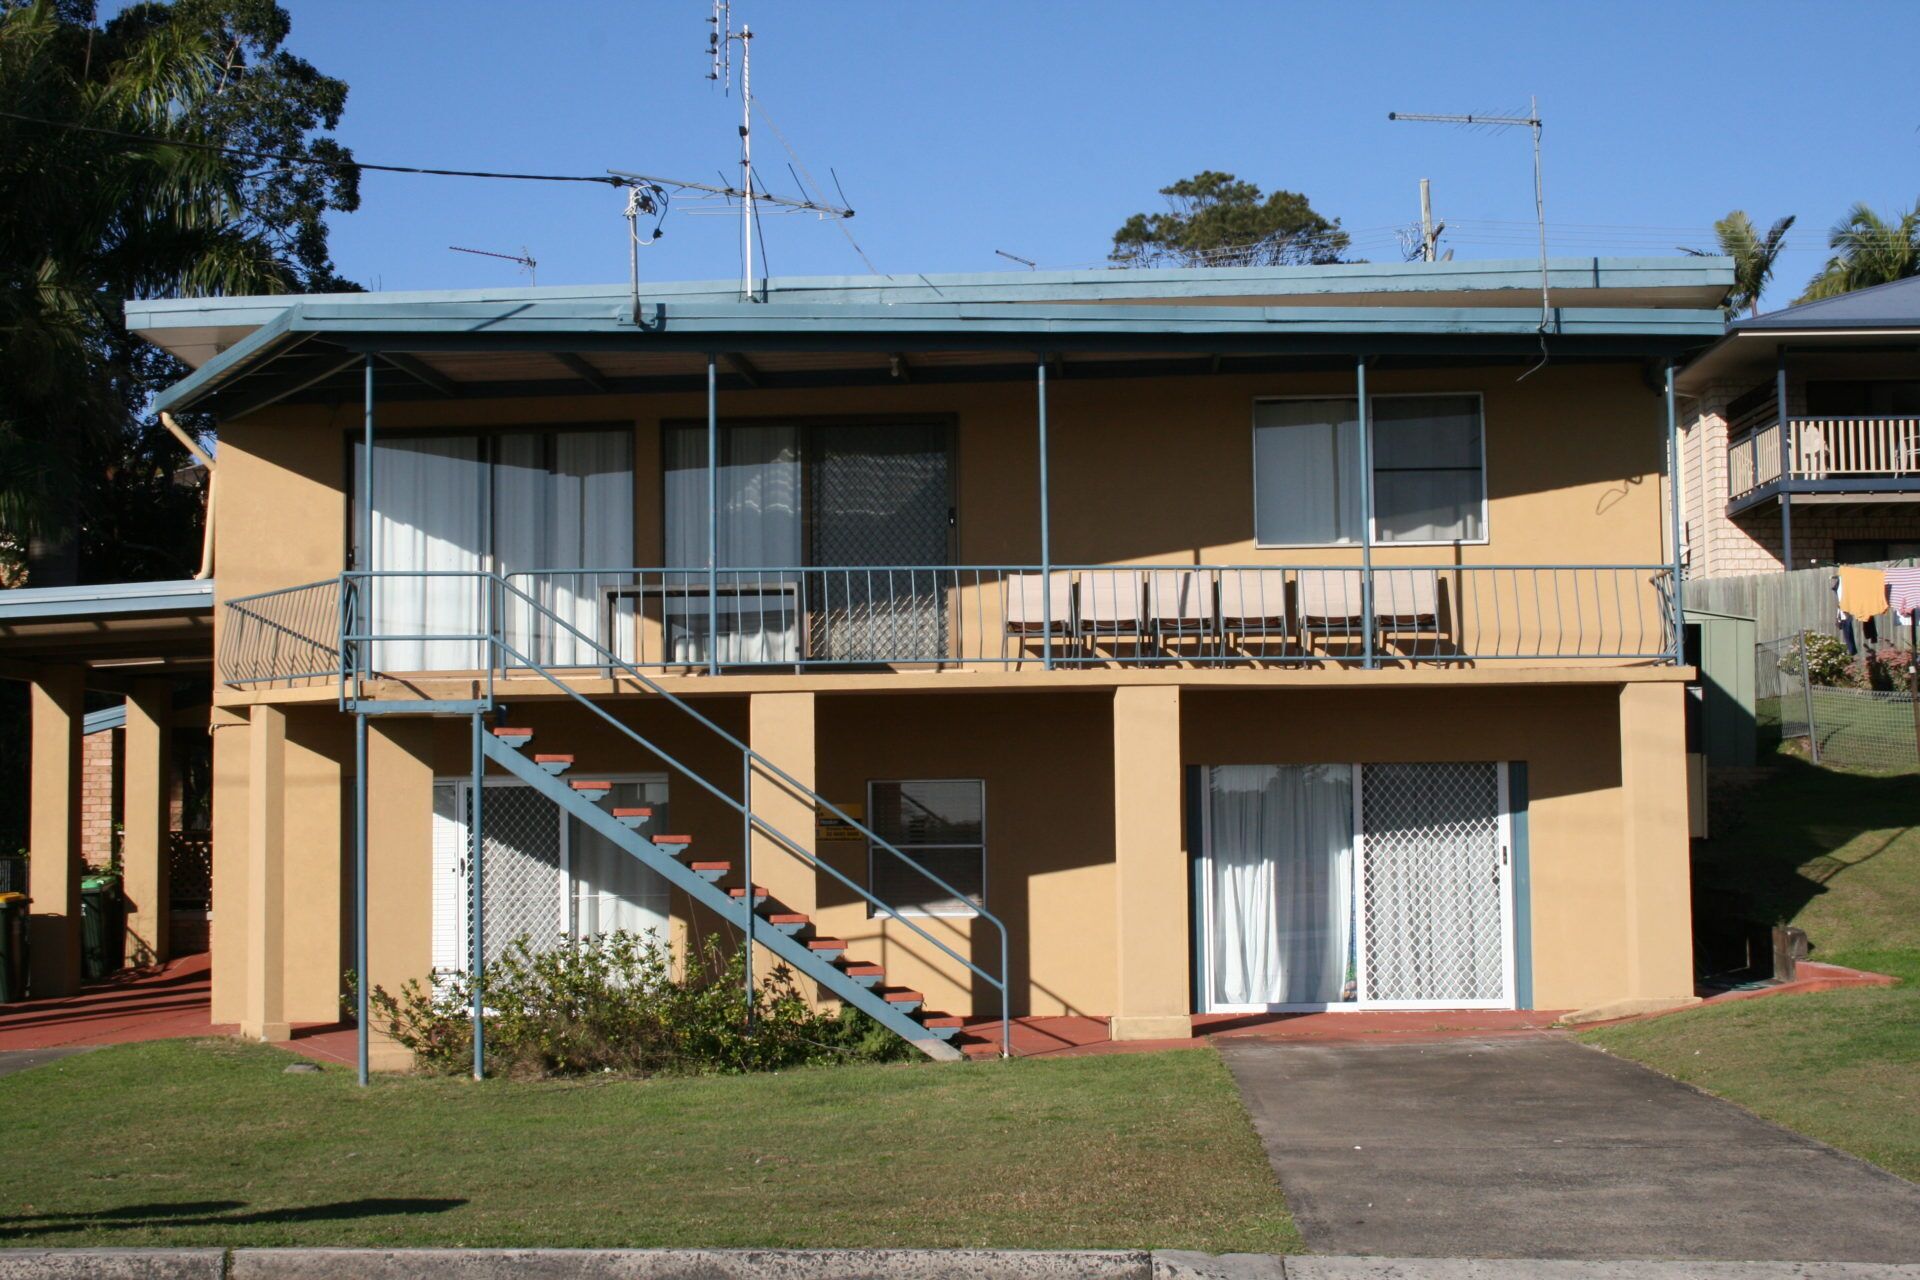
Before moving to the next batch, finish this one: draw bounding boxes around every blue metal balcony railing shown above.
[218,563,1677,686]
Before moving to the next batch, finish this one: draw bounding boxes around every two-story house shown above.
[1677,275,1920,577]
[104,256,1724,1069]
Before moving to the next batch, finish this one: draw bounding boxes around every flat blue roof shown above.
[0,579,213,622]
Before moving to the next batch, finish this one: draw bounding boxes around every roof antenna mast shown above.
[707,0,758,301]
[1389,97,1551,377]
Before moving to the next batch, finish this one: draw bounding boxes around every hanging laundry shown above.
[1885,567,1920,622]
[1837,565,1889,621]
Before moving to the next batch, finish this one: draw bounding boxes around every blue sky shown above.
[232,2,1918,308]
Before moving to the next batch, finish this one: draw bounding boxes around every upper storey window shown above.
[1253,394,1486,546]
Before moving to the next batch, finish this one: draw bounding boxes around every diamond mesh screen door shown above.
[1358,762,1509,1005]
[809,424,950,662]
[474,782,565,963]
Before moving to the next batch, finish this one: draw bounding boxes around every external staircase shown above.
[481,724,967,1060]
[337,570,1008,1063]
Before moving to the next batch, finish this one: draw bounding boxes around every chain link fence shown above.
[1757,633,1920,772]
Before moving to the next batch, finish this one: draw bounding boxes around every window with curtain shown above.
[663,423,803,664]
[1205,764,1355,1008]
[1253,394,1486,546]
[355,429,633,672]
[867,779,984,917]
[1371,395,1485,542]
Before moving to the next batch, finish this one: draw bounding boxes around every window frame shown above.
[1250,391,1490,549]
[864,776,987,920]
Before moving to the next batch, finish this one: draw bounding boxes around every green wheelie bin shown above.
[81,873,126,980]
[0,892,26,1002]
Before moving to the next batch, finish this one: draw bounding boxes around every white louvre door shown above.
[1357,762,1512,1007]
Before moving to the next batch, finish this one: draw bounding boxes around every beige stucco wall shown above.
[207,360,1693,1051]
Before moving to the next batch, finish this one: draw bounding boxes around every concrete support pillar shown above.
[122,679,172,966]
[283,715,345,1024]
[242,703,287,1041]
[1110,684,1191,1041]
[208,709,249,1024]
[1619,681,1695,1001]
[748,691,818,999]
[27,666,86,997]
[366,719,433,1070]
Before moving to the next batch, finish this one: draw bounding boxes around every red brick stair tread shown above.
[532,753,574,763]
[841,962,884,976]
[611,806,654,818]
[766,913,810,925]
[651,833,692,844]
[490,727,532,737]
[728,885,769,897]
[806,938,849,950]
[689,861,732,872]
[918,1013,964,1027]
[569,779,612,790]
[882,989,925,1003]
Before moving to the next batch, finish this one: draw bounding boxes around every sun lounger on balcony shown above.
[1144,569,1215,660]
[1372,568,1443,657]
[1215,569,1291,661]
[1077,570,1146,658]
[1296,569,1365,657]
[1004,571,1075,664]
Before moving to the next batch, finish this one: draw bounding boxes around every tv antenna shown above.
[995,249,1038,270]
[449,244,537,285]
[1389,98,1550,373]
[609,2,857,304]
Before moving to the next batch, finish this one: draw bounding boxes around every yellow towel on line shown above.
[1837,565,1888,619]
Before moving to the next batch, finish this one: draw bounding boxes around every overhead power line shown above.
[0,108,627,186]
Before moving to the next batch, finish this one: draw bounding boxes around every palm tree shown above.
[0,0,294,581]
[1797,200,1920,303]
[1711,211,1795,317]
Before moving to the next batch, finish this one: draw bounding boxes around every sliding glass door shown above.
[355,428,633,672]
[1201,761,1512,1011]
[663,420,951,666]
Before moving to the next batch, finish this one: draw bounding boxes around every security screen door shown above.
[809,424,951,662]
[1201,761,1511,1011]
[432,777,669,972]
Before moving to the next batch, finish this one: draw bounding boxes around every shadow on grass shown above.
[0,1197,467,1240]
[1695,755,1919,979]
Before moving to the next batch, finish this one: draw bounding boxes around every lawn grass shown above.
[0,1040,1299,1251]
[1582,753,1920,1182]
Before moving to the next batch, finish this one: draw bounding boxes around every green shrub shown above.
[364,931,916,1077]
[1780,631,1855,687]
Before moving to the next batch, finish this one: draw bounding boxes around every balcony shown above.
[218,564,1678,695]
[1727,416,1920,513]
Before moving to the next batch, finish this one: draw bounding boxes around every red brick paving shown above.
[0,952,225,1051]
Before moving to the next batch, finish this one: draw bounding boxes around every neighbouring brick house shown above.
[1676,277,1920,578]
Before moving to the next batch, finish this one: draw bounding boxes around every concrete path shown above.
[1219,1036,1920,1263]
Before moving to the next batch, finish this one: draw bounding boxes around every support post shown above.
[1664,364,1686,665]
[27,666,85,997]
[707,353,720,677]
[122,678,172,966]
[1037,358,1053,670]
[1356,358,1376,668]
[470,711,486,1080]
[1111,685,1190,1040]
[242,703,287,1042]
[360,354,376,687]
[1775,357,1794,571]
[354,711,369,1086]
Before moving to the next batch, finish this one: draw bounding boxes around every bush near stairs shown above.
[365,931,914,1077]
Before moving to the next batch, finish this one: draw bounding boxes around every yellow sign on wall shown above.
[817,802,866,841]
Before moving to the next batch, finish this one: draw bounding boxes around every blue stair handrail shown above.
[341,569,1012,1059]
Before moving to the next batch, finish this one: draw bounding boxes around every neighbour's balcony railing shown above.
[1729,416,1920,499]
[220,565,1676,687]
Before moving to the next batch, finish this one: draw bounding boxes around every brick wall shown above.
[81,726,121,868]
[1684,377,1920,578]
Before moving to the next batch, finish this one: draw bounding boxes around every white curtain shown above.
[570,781,670,942]
[359,436,485,672]
[1254,399,1364,546]
[1208,764,1355,1007]
[664,424,802,664]
[549,431,634,665]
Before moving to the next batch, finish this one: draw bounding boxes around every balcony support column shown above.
[707,352,720,677]
[26,665,85,998]
[1037,357,1053,670]
[1664,364,1685,665]
[1775,356,1794,571]
[1356,357,1376,669]
[1111,685,1190,1040]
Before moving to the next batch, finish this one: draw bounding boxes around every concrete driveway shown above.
[1219,1036,1920,1262]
